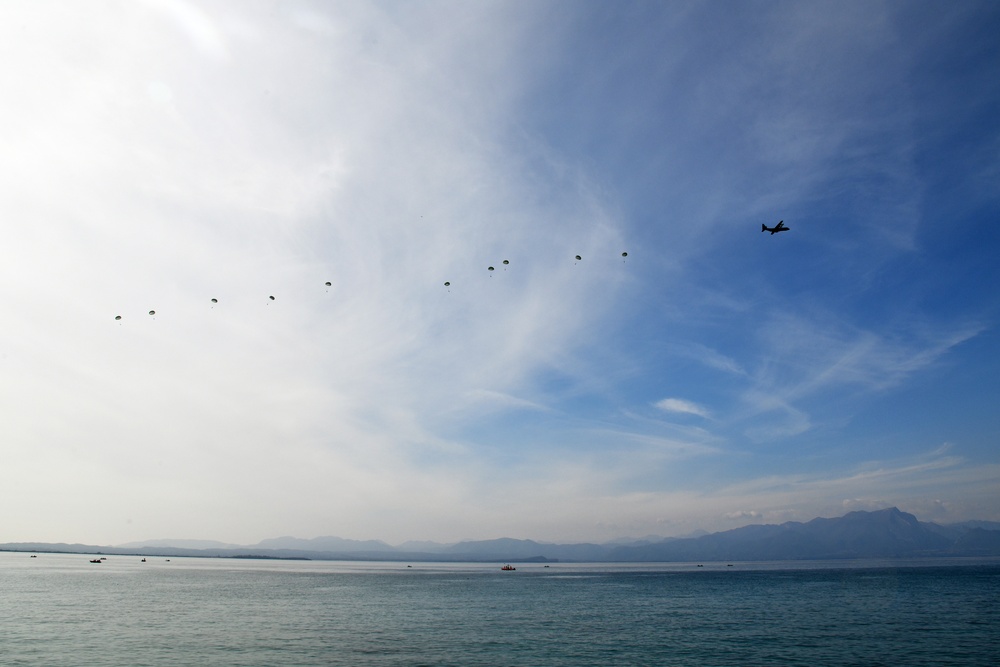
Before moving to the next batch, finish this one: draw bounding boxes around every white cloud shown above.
[0,2,996,544]
[729,313,984,439]
[459,389,553,416]
[655,398,711,419]
[141,0,231,61]
[0,1,641,544]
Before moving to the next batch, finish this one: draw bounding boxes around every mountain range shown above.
[4,508,1000,562]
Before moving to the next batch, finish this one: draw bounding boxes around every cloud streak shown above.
[655,398,711,419]
[1,1,997,544]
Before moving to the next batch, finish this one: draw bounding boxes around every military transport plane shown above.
[762,220,789,234]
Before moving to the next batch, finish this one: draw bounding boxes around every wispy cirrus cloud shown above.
[1,1,997,546]
[0,0,632,544]
[655,397,711,419]
[670,342,746,376]
[731,312,984,435]
[780,319,983,398]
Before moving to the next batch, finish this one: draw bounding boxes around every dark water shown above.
[2,553,998,666]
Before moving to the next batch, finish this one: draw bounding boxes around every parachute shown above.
[100,245,640,326]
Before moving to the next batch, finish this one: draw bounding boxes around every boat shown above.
[501,564,516,571]
[89,559,102,563]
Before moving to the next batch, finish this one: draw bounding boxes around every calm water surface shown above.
[1,552,998,666]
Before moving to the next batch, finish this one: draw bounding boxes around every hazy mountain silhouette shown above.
[117,538,243,550]
[604,508,957,561]
[395,540,450,553]
[5,508,999,562]
[442,538,613,562]
[253,536,396,552]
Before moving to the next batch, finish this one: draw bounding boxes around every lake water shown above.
[2,552,998,666]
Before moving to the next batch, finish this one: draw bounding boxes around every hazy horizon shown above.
[108,507,999,550]
[2,1,999,546]
[8,505,998,553]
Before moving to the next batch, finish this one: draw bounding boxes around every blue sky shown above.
[1,1,998,545]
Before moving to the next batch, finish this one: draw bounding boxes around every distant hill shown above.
[117,538,243,550]
[948,519,1000,532]
[4,508,999,562]
[442,537,612,562]
[432,508,1000,561]
[253,536,396,552]
[395,540,450,553]
[604,508,957,561]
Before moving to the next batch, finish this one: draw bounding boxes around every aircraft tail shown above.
[761,223,767,232]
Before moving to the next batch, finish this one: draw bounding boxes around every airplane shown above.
[762,220,789,234]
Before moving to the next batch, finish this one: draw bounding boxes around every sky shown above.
[2,0,999,546]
